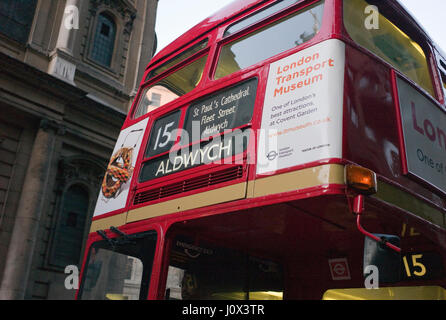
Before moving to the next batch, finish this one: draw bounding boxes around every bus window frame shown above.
[159,229,284,301]
[441,71,446,103]
[145,39,209,82]
[76,228,160,300]
[211,0,327,81]
[223,0,306,38]
[131,39,211,120]
[341,0,439,103]
[436,54,446,106]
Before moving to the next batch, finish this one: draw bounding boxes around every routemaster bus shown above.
[77,0,446,300]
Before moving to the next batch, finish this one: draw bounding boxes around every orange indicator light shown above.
[345,165,377,195]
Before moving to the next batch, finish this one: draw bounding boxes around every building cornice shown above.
[0,51,126,123]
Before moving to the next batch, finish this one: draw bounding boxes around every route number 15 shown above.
[402,254,426,277]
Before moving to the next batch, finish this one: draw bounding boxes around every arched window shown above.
[51,184,90,267]
[91,12,116,67]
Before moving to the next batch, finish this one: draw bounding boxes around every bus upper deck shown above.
[78,0,446,300]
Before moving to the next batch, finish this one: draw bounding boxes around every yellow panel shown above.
[323,286,446,300]
[246,180,255,198]
[253,164,345,197]
[373,180,446,229]
[105,294,128,300]
[210,291,283,300]
[89,213,127,233]
[126,182,247,223]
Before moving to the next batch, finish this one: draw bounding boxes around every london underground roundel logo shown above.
[267,150,278,161]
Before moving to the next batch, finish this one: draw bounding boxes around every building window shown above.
[150,93,161,108]
[91,12,116,67]
[51,185,90,267]
[0,0,37,43]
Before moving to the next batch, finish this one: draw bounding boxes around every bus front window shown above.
[134,54,208,118]
[165,237,283,300]
[79,231,157,300]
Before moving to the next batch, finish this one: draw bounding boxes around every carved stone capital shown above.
[90,0,137,35]
[123,12,136,35]
[56,156,106,193]
[39,119,66,136]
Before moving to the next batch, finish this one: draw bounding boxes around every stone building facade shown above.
[0,0,158,299]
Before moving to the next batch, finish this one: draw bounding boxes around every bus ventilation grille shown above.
[133,165,244,205]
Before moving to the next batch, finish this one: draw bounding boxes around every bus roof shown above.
[149,0,445,69]
[150,0,264,66]
[394,0,445,56]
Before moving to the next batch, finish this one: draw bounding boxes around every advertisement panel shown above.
[93,118,148,217]
[257,39,345,175]
[397,77,446,194]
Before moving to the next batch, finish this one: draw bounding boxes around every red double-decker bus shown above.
[77,0,446,300]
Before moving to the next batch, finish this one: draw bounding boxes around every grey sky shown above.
[154,0,446,54]
[155,0,233,53]
[402,0,446,52]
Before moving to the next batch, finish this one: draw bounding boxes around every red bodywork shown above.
[78,0,446,300]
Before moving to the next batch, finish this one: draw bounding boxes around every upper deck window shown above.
[145,40,208,82]
[215,1,325,80]
[134,42,208,119]
[344,0,435,97]
[224,0,303,37]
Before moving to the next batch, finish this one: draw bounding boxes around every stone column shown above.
[56,0,83,55]
[134,0,159,89]
[49,0,84,84]
[0,119,64,300]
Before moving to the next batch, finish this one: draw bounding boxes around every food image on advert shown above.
[93,118,148,217]
[257,39,345,175]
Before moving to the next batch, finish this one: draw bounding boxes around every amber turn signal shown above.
[345,165,377,195]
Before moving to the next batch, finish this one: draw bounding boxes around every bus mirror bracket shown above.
[353,194,401,254]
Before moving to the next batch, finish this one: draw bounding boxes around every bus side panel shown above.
[343,44,442,205]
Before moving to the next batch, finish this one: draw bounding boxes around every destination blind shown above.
[183,78,258,140]
[139,79,257,182]
[139,129,250,182]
